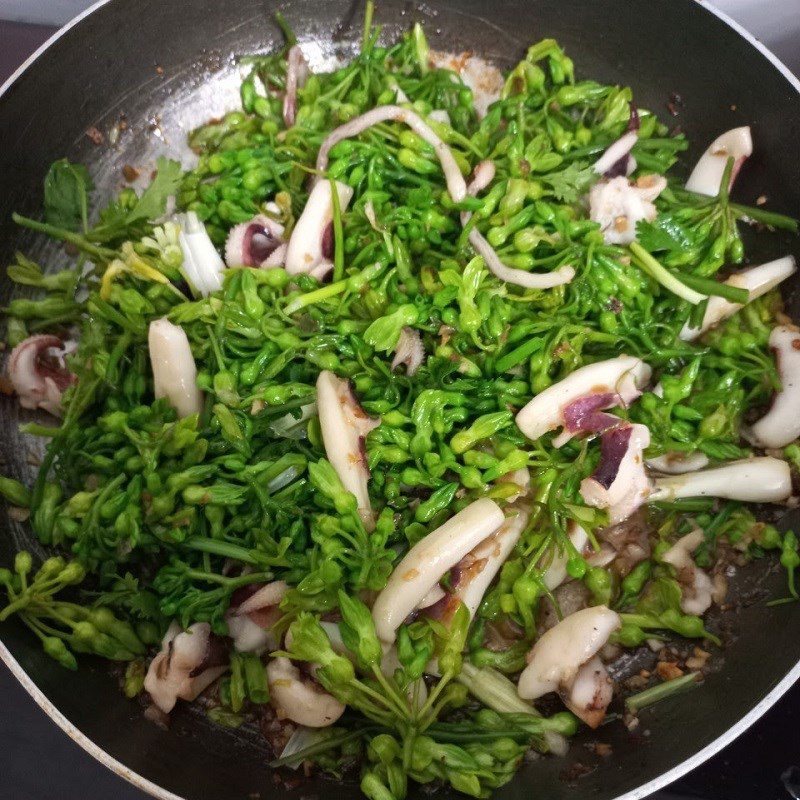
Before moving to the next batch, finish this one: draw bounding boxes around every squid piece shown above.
[588,174,667,245]
[148,318,204,418]
[175,211,225,296]
[283,44,310,128]
[144,622,229,714]
[316,370,379,530]
[267,657,345,728]
[429,51,503,118]
[371,498,505,642]
[7,334,76,417]
[661,529,714,616]
[649,457,792,503]
[679,256,796,341]
[517,605,620,728]
[542,522,589,591]
[391,327,425,375]
[593,131,638,176]
[515,356,651,442]
[646,451,710,474]
[580,424,652,525]
[315,105,467,202]
[448,504,531,621]
[745,326,800,449]
[225,580,288,653]
[685,126,752,197]
[224,214,285,267]
[563,655,615,729]
[285,180,353,276]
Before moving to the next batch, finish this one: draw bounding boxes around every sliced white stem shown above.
[661,529,714,616]
[285,181,353,275]
[680,256,797,341]
[267,657,344,728]
[685,126,753,196]
[515,356,651,441]
[649,457,792,503]
[745,326,800,448]
[315,105,467,202]
[148,318,204,418]
[316,370,379,530]
[517,606,621,700]
[175,211,224,296]
[371,498,505,642]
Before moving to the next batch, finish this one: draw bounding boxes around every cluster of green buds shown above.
[0,552,144,669]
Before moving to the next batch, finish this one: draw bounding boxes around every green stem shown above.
[625,672,700,712]
[678,273,749,304]
[11,214,115,261]
[629,242,706,304]
[283,278,349,315]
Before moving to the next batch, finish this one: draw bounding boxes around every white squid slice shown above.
[646,452,710,474]
[562,654,614,729]
[580,424,652,525]
[588,175,667,245]
[685,126,753,197]
[267,657,345,728]
[661,529,714,616]
[144,622,228,714]
[371,498,505,642]
[148,318,204,418]
[515,356,652,442]
[745,326,800,448]
[517,606,621,701]
[285,180,353,275]
[593,131,638,175]
[497,467,531,502]
[391,327,425,375]
[649,457,792,503]
[175,211,224,296]
[316,371,379,530]
[226,581,288,654]
[429,51,504,118]
[542,522,589,591]
[679,256,796,341]
[315,105,467,202]
[451,503,530,620]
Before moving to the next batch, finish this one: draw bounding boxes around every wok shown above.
[0,1,799,798]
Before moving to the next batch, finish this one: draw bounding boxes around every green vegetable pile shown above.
[1,6,799,799]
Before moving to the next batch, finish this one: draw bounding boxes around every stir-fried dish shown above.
[2,6,799,798]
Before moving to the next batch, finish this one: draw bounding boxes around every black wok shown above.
[0,1,799,798]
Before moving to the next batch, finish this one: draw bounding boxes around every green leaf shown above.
[636,216,695,253]
[43,159,93,232]
[129,157,182,223]
[541,162,595,203]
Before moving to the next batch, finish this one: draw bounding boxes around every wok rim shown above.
[0,1,799,799]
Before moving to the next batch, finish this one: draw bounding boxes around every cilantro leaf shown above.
[92,156,182,244]
[541,161,596,203]
[43,159,93,232]
[636,215,696,253]
[129,157,182,223]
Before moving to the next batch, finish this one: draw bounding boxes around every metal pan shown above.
[1,1,799,798]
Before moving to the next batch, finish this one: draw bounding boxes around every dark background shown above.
[0,3,799,799]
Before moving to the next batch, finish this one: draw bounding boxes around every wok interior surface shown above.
[1,1,799,798]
